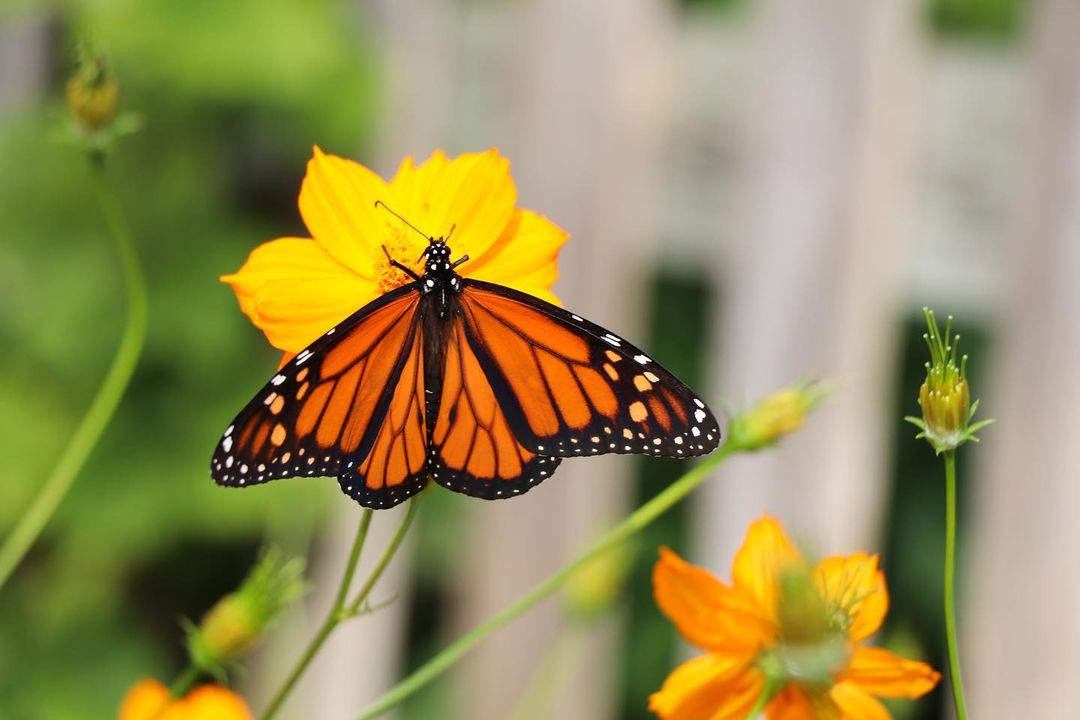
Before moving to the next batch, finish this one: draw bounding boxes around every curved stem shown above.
[943,451,968,719]
[0,155,147,592]
[261,498,419,720]
[354,443,737,720]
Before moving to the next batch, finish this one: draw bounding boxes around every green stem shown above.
[345,497,420,617]
[742,680,772,720]
[354,442,738,720]
[0,155,147,592]
[335,510,375,611]
[261,499,418,720]
[169,664,202,698]
[260,509,373,720]
[943,451,968,719]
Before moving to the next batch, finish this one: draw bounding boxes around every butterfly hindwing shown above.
[455,280,721,459]
[337,315,429,508]
[429,317,562,500]
[211,285,430,508]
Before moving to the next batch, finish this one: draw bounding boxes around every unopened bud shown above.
[906,308,993,453]
[66,46,118,130]
[564,544,634,621]
[729,383,826,451]
[186,547,304,675]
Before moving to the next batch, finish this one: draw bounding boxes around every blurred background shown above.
[1,0,1076,718]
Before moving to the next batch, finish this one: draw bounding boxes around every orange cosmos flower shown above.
[119,679,253,720]
[650,517,939,719]
[222,148,568,355]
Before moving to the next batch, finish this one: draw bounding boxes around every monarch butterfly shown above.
[211,206,720,508]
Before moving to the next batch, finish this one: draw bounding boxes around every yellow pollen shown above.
[377,230,426,293]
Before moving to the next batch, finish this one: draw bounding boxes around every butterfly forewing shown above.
[210,285,423,495]
[456,281,721,459]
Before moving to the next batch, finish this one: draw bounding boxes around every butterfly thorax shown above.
[418,240,464,318]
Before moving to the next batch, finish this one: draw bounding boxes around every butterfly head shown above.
[422,240,454,274]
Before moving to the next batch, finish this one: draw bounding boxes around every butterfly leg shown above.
[382,245,422,281]
[451,254,470,269]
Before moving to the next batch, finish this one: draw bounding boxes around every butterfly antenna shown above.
[374,200,432,243]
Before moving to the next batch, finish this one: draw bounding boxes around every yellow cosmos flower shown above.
[650,517,939,720]
[222,147,568,355]
[119,678,252,720]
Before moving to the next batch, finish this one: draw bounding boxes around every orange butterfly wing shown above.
[211,285,429,507]
[454,281,720,460]
[429,317,562,499]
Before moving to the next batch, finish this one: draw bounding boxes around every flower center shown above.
[377,227,426,294]
[757,565,853,686]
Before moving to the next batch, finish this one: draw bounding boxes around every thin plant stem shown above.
[354,442,738,720]
[0,155,147,592]
[335,509,375,611]
[260,508,373,720]
[943,451,968,719]
[169,664,202,698]
[261,499,418,720]
[742,683,771,720]
[345,498,419,617]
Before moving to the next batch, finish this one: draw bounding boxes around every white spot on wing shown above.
[634,354,651,365]
[694,409,707,423]
[222,436,233,453]
[271,374,286,386]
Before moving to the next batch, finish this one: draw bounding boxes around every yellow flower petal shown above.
[225,149,565,354]
[840,646,940,699]
[653,547,774,653]
[648,653,763,720]
[221,237,378,353]
[813,553,888,643]
[732,515,803,622]
[298,146,392,278]
[828,680,891,720]
[467,209,567,305]
[389,148,517,265]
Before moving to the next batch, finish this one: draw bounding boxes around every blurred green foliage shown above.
[928,0,1027,38]
[0,1,376,717]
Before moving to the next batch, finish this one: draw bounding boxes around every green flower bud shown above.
[905,308,993,454]
[728,383,827,452]
[66,45,118,131]
[563,544,634,622]
[186,547,305,677]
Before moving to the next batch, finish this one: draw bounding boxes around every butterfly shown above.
[211,205,720,508]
